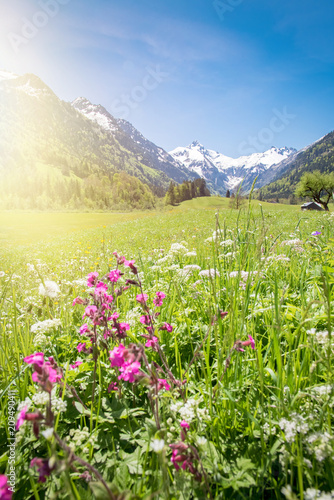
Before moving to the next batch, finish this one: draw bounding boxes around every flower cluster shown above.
[24,353,62,393]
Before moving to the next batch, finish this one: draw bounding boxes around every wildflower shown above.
[109,312,120,321]
[118,322,130,337]
[109,344,127,367]
[311,231,321,236]
[157,379,171,391]
[94,282,108,296]
[72,297,85,306]
[30,457,54,483]
[108,382,119,392]
[118,360,141,383]
[16,406,28,430]
[199,269,220,278]
[25,353,62,392]
[169,243,188,255]
[197,436,207,446]
[31,319,61,334]
[150,439,165,452]
[0,475,12,500]
[87,272,99,287]
[70,361,83,370]
[153,291,166,307]
[79,324,89,335]
[76,343,86,353]
[41,428,54,440]
[24,352,44,366]
[83,305,97,320]
[38,281,60,299]
[145,336,159,348]
[160,322,173,333]
[108,269,121,282]
[180,420,190,430]
[140,315,151,325]
[241,335,255,349]
[136,293,148,305]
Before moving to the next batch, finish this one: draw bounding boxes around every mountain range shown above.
[170,141,297,194]
[0,69,332,209]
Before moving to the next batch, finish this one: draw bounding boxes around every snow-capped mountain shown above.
[170,141,297,193]
[72,97,196,184]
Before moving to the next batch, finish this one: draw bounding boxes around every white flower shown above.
[184,251,197,257]
[42,428,54,440]
[39,281,60,298]
[197,436,207,446]
[150,439,165,452]
[0,271,5,277]
[199,269,220,279]
[220,239,234,247]
[33,332,48,346]
[17,397,32,412]
[279,413,309,443]
[31,318,61,334]
[169,243,188,255]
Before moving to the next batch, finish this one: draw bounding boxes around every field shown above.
[0,197,333,500]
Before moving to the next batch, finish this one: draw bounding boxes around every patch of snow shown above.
[0,70,18,81]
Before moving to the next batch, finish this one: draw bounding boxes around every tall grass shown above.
[0,201,333,499]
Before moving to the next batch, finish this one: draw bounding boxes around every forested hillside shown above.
[258,131,334,200]
[0,74,174,210]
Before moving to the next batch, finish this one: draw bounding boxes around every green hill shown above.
[0,74,172,210]
[258,131,334,201]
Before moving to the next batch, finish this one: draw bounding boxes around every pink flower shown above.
[24,353,44,366]
[124,259,135,267]
[109,344,127,367]
[72,297,84,306]
[70,361,83,370]
[87,272,99,288]
[171,449,187,471]
[108,382,119,392]
[83,305,97,319]
[109,312,120,321]
[153,291,166,307]
[30,457,54,483]
[119,322,130,333]
[16,406,28,430]
[140,315,151,325]
[180,420,190,430]
[94,282,108,295]
[136,293,148,305]
[43,365,61,384]
[79,323,89,335]
[160,322,173,333]
[145,336,158,348]
[76,342,86,353]
[0,475,12,500]
[241,335,255,349]
[118,360,141,383]
[157,379,171,391]
[108,269,121,282]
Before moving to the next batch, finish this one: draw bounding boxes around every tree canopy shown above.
[295,170,334,211]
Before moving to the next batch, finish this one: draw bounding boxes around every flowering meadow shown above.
[0,200,334,499]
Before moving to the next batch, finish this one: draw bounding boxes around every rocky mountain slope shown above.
[170,141,297,194]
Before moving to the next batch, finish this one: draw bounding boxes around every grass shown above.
[0,198,333,499]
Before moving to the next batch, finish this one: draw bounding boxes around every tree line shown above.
[165,178,210,205]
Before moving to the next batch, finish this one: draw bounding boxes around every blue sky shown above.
[1,0,334,156]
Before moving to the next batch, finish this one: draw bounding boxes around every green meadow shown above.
[0,198,333,500]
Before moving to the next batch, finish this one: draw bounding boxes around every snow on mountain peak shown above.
[72,97,117,133]
[169,141,297,193]
[0,70,18,81]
